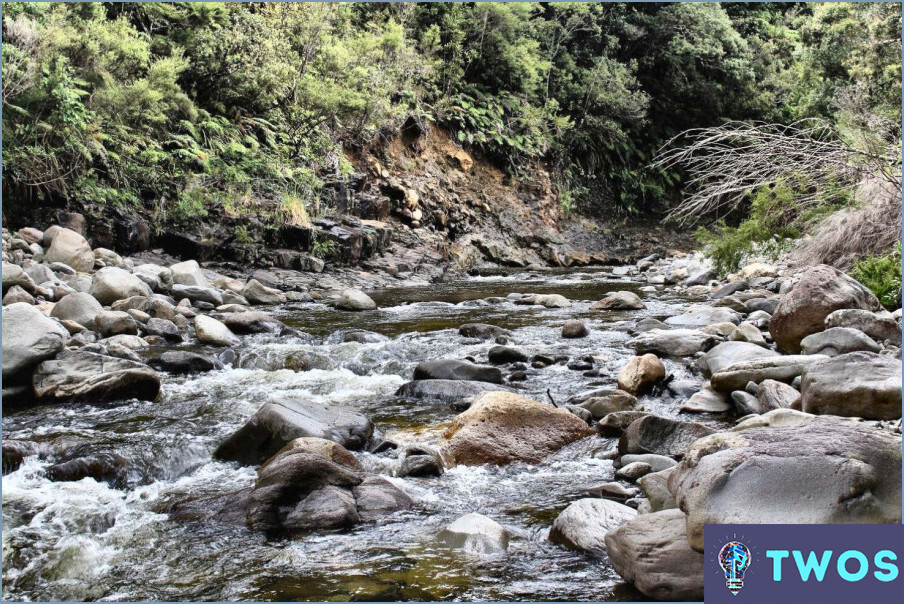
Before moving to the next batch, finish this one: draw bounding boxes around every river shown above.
[2,269,725,601]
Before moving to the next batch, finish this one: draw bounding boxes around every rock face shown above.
[89,267,152,305]
[618,415,714,458]
[214,398,374,465]
[336,289,377,311]
[628,329,715,357]
[245,439,411,533]
[591,291,645,310]
[32,350,161,402]
[2,302,69,382]
[604,509,704,601]
[194,315,240,347]
[413,359,503,384]
[710,355,827,393]
[443,392,591,466]
[439,513,510,553]
[800,352,902,420]
[394,379,511,404]
[800,326,881,356]
[50,292,104,328]
[44,228,94,272]
[769,264,883,353]
[549,498,637,555]
[670,415,902,551]
[616,354,665,395]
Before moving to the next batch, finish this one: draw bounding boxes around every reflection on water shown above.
[2,271,713,601]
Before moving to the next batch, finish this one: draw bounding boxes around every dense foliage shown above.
[2,2,901,224]
[851,242,903,310]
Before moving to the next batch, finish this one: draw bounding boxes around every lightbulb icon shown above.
[718,541,751,595]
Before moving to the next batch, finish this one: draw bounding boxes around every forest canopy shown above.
[2,2,901,222]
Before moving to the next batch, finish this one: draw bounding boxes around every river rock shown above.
[591,291,645,311]
[2,302,69,382]
[32,350,160,402]
[769,264,883,353]
[153,350,221,374]
[222,311,284,334]
[615,461,652,481]
[242,279,287,305]
[194,315,240,347]
[630,318,671,334]
[616,453,678,473]
[628,329,715,357]
[394,379,511,405]
[352,475,414,522]
[413,359,503,384]
[637,467,677,512]
[824,308,902,345]
[458,323,511,339]
[587,482,639,501]
[172,284,223,306]
[534,293,571,308]
[800,326,881,357]
[756,379,800,411]
[685,269,716,286]
[214,398,374,465]
[133,263,173,292]
[170,259,208,287]
[605,509,704,601]
[439,513,510,553]
[680,383,731,413]
[701,341,779,376]
[336,289,376,311]
[112,295,175,320]
[443,391,592,465]
[2,262,37,294]
[143,317,182,342]
[94,310,138,337]
[90,265,154,305]
[577,392,641,419]
[618,415,714,458]
[664,305,741,327]
[710,355,828,393]
[729,322,768,347]
[597,411,649,436]
[561,320,589,338]
[800,352,902,420]
[44,228,93,272]
[670,415,902,551]
[487,346,528,364]
[2,285,35,305]
[616,354,665,395]
[549,499,637,556]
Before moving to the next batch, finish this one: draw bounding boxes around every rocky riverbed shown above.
[2,224,902,601]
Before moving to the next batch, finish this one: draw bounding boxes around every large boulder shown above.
[170,259,208,287]
[2,262,37,293]
[616,354,665,395]
[757,379,801,411]
[561,320,589,339]
[89,267,152,305]
[336,289,377,311]
[800,352,902,420]
[49,291,104,329]
[438,513,511,553]
[394,379,512,405]
[2,303,69,382]
[549,498,637,555]
[591,291,645,311]
[618,415,714,458]
[94,310,138,337]
[443,392,592,465]
[194,315,240,347]
[605,509,704,601]
[413,359,503,384]
[664,305,741,327]
[133,263,173,292]
[172,284,223,306]
[824,308,902,346]
[44,228,94,272]
[242,279,287,305]
[32,350,160,402]
[800,326,881,356]
[701,341,779,376]
[769,264,883,353]
[710,355,828,393]
[214,398,374,465]
[627,329,715,357]
[670,415,902,552]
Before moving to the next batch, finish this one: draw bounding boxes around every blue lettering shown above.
[766,550,790,581]
[837,550,868,581]
[874,550,899,582]
[793,550,833,582]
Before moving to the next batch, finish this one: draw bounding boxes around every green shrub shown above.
[850,242,902,310]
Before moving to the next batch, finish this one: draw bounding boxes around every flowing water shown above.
[2,270,721,602]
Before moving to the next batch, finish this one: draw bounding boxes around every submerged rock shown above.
[549,498,637,556]
[439,513,510,553]
[32,350,160,402]
[458,323,511,339]
[591,291,645,311]
[413,359,503,384]
[561,320,589,338]
[394,379,511,405]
